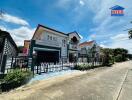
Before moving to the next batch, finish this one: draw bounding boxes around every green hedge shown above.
[74,64,101,71]
[115,54,122,62]
[74,64,91,70]
[1,69,33,92]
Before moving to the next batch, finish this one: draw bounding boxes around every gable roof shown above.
[32,24,67,39]
[0,30,18,51]
[110,5,124,10]
[67,31,81,39]
[79,40,95,47]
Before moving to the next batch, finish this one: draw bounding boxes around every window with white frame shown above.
[47,35,50,40]
[62,39,66,47]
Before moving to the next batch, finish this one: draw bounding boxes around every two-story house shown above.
[78,40,100,62]
[28,24,81,64]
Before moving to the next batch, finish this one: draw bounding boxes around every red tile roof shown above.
[79,40,95,47]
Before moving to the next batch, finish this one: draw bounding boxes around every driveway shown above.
[0,61,132,100]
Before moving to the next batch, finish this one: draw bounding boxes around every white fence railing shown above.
[34,62,75,74]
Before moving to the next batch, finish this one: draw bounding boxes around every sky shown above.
[0,0,132,53]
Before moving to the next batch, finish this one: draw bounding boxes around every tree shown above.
[128,21,132,39]
[100,48,114,66]
[128,30,132,39]
[114,48,128,62]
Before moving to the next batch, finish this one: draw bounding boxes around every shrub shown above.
[115,54,122,62]
[108,56,115,65]
[74,64,92,71]
[1,69,33,91]
[102,55,114,66]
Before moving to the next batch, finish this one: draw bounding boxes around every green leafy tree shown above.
[128,30,132,39]
[100,48,114,66]
[128,21,132,39]
[114,48,128,61]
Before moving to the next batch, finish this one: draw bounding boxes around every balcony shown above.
[69,43,78,50]
[36,40,60,47]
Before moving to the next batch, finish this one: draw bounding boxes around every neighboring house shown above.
[0,30,18,73]
[78,40,100,62]
[28,24,81,64]
[23,40,30,56]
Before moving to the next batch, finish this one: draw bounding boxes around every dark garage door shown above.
[36,50,59,64]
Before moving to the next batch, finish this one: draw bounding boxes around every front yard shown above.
[0,61,131,100]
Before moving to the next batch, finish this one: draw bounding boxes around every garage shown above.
[36,50,59,64]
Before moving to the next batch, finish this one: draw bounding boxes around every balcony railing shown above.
[69,44,78,50]
[36,40,60,47]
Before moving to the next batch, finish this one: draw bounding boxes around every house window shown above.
[50,36,52,40]
[62,39,66,47]
[47,35,50,40]
[53,37,57,41]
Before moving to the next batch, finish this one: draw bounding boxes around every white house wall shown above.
[35,30,68,57]
[68,33,80,41]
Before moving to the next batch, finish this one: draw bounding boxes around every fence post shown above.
[1,55,7,74]
[37,65,39,74]
[46,64,48,73]
[39,64,41,75]
[62,58,63,70]
[11,57,13,68]
[31,56,35,75]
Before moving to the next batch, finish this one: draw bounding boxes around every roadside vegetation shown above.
[128,21,132,39]
[75,48,132,71]
[0,69,33,92]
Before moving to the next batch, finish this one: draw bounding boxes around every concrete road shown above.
[0,61,132,100]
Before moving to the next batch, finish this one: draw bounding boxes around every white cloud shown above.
[100,44,106,48]
[56,0,71,10]
[87,0,132,54]
[110,33,128,41]
[0,13,29,26]
[100,41,107,44]
[100,33,132,53]
[79,0,85,6]
[107,39,132,53]
[0,26,35,46]
[87,34,96,41]
[0,25,6,30]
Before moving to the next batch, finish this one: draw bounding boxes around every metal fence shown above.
[4,56,32,74]
[33,63,75,74]
[3,56,103,75]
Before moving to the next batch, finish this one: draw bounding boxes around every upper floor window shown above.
[62,39,66,47]
[53,37,57,41]
[47,35,57,41]
[47,35,50,40]
[50,36,52,40]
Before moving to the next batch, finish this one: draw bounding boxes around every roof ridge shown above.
[79,40,95,47]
